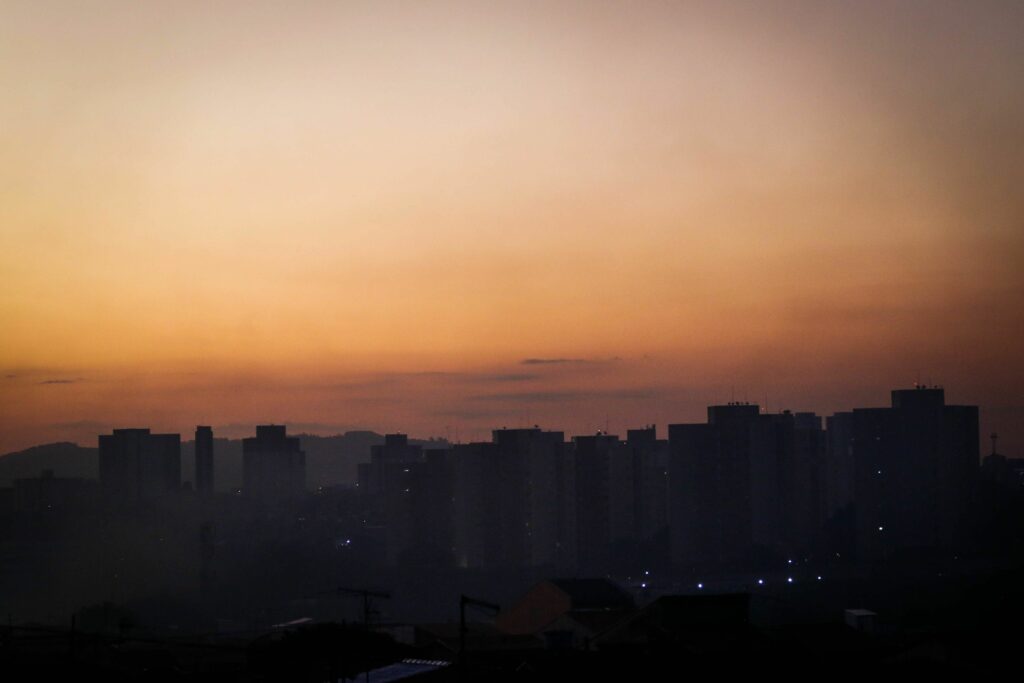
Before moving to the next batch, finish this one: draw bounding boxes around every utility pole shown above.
[318,586,391,629]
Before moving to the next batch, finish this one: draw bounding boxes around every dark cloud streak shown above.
[520,357,622,366]
[471,388,660,403]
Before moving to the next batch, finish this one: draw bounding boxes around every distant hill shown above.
[0,442,98,485]
[1,432,448,491]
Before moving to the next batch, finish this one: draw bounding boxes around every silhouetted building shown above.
[98,428,181,503]
[409,448,455,565]
[981,453,1024,490]
[824,412,856,520]
[358,434,418,514]
[573,432,620,573]
[358,434,422,500]
[357,435,454,565]
[980,432,1024,490]
[12,469,97,512]
[450,441,502,569]
[668,404,760,569]
[492,428,573,570]
[627,426,670,548]
[748,411,825,558]
[606,437,637,550]
[668,404,828,568]
[850,386,978,562]
[242,425,305,504]
[447,429,574,571]
[358,433,421,563]
[195,425,214,495]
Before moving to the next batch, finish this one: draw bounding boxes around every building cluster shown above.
[96,424,306,506]
[7,386,982,573]
[357,386,980,571]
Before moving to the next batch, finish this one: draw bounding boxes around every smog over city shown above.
[1,1,1023,680]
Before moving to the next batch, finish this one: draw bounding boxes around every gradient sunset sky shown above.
[2,1,1022,454]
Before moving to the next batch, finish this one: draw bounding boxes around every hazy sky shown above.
[1,1,1022,454]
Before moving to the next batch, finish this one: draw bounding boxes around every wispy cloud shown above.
[294,371,539,393]
[472,388,659,403]
[51,419,109,430]
[521,358,585,365]
[39,378,79,385]
[466,373,539,383]
[520,357,622,366]
[432,407,511,420]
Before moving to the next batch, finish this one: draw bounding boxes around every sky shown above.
[1,1,1022,454]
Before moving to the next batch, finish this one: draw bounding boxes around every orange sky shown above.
[1,1,1022,454]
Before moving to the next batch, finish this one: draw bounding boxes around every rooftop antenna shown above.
[991,432,999,457]
[315,586,391,630]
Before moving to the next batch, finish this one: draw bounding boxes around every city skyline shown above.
[17,385,982,576]
[0,378,1001,456]
[0,386,1015,679]
[2,1,1023,455]
[2,3,1022,676]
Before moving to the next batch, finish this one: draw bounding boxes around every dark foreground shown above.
[3,566,1023,681]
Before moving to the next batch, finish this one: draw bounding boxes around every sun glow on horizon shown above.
[1,1,1022,453]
